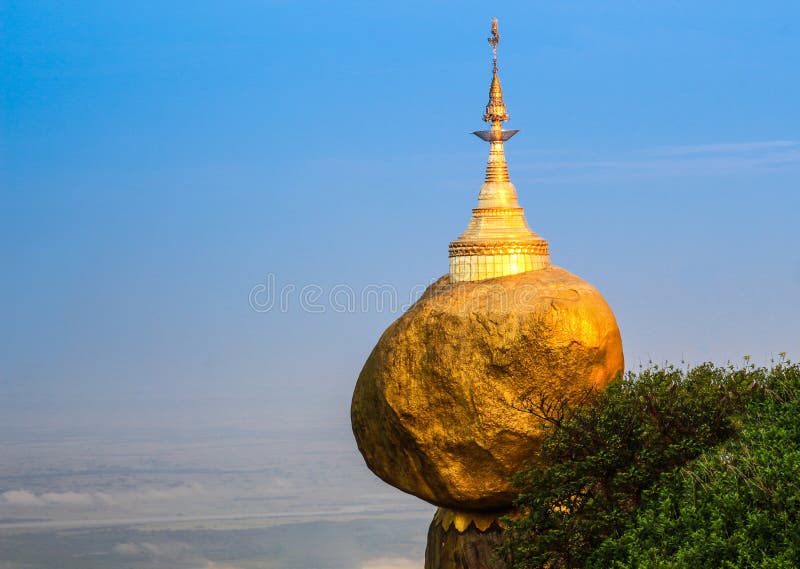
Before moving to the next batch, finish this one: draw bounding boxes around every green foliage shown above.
[588,361,800,569]
[500,361,770,569]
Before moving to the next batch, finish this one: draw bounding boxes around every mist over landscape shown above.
[0,397,432,568]
[2,1,799,568]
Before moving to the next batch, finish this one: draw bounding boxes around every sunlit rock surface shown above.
[351,267,623,511]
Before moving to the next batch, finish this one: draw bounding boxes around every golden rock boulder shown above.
[351,266,623,511]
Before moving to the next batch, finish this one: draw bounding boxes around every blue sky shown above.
[2,1,799,431]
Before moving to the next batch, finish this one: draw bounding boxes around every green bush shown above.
[500,361,777,569]
[588,361,800,569]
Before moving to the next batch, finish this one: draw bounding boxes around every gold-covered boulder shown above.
[351,266,623,511]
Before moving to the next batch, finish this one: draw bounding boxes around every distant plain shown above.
[0,418,432,568]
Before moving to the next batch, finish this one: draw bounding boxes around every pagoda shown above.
[449,18,550,283]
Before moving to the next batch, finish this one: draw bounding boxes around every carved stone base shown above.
[424,508,507,569]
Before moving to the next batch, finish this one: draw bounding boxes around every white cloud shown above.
[361,557,421,569]
[110,540,243,569]
[0,490,45,507]
[39,491,97,507]
[650,140,800,156]
[204,562,245,569]
[112,542,142,556]
[122,483,204,504]
[515,140,800,184]
[0,484,204,510]
[255,476,296,496]
[0,561,30,569]
[138,541,195,558]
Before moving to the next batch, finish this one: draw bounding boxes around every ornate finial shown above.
[488,17,500,72]
[483,18,509,123]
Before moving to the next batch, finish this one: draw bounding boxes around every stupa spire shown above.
[448,18,550,283]
[483,18,509,124]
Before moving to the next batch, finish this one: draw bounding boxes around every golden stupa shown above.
[449,18,550,283]
[352,19,624,568]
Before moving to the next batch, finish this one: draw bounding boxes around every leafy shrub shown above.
[587,360,800,569]
[500,362,768,569]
